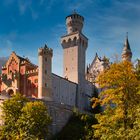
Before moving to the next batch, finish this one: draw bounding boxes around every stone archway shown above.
[7,89,14,96]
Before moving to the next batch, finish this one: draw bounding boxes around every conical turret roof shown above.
[122,35,131,53]
[122,33,132,61]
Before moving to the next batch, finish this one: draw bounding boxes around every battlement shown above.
[66,12,84,34]
[26,69,38,75]
[38,44,53,57]
[2,66,6,70]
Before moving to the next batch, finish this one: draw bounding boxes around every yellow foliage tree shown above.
[92,61,140,140]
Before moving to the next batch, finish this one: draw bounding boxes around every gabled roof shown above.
[2,51,37,68]
[17,55,28,62]
[89,53,101,70]
[88,53,110,72]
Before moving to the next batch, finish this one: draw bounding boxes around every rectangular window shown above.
[45,70,47,74]
[34,79,38,83]
[45,83,47,87]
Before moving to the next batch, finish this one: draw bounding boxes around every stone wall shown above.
[52,73,77,106]
[44,101,73,135]
[0,98,74,136]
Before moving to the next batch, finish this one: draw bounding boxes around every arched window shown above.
[73,37,77,45]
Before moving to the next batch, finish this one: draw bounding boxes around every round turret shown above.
[66,12,84,34]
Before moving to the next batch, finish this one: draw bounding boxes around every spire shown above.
[44,44,48,49]
[86,65,89,74]
[124,32,131,51]
[122,33,132,61]
[95,52,98,57]
[95,52,99,60]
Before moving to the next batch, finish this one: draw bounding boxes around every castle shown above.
[86,33,132,85]
[0,12,132,134]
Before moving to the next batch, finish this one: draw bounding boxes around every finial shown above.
[12,51,16,55]
[95,52,98,57]
[86,64,89,74]
[126,32,128,39]
[44,44,48,49]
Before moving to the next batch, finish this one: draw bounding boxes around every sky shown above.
[0,0,140,75]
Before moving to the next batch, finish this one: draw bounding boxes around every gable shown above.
[5,52,20,73]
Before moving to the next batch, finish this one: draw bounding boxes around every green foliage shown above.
[92,61,140,140]
[0,93,28,139]
[90,88,102,114]
[135,59,140,80]
[53,111,97,140]
[0,94,51,140]
[16,101,52,139]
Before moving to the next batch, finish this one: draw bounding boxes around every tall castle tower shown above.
[61,12,88,84]
[122,34,132,61]
[38,45,53,101]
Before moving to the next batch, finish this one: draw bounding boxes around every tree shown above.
[135,59,140,80]
[0,94,51,140]
[0,93,28,139]
[90,88,101,114]
[16,101,52,139]
[53,110,97,140]
[92,61,140,140]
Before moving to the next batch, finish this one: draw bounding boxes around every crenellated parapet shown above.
[2,66,6,70]
[61,32,88,49]
[21,61,25,64]
[26,69,38,75]
[66,11,84,34]
[38,44,53,57]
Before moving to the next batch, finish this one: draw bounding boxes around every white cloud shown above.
[18,1,32,15]
[65,0,94,12]
[0,38,13,56]
[6,40,13,48]
[30,8,39,20]
[17,1,40,20]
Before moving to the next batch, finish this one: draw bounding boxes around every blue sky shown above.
[0,0,140,75]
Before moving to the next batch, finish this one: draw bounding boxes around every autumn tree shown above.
[135,59,140,80]
[0,94,51,140]
[92,61,140,140]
